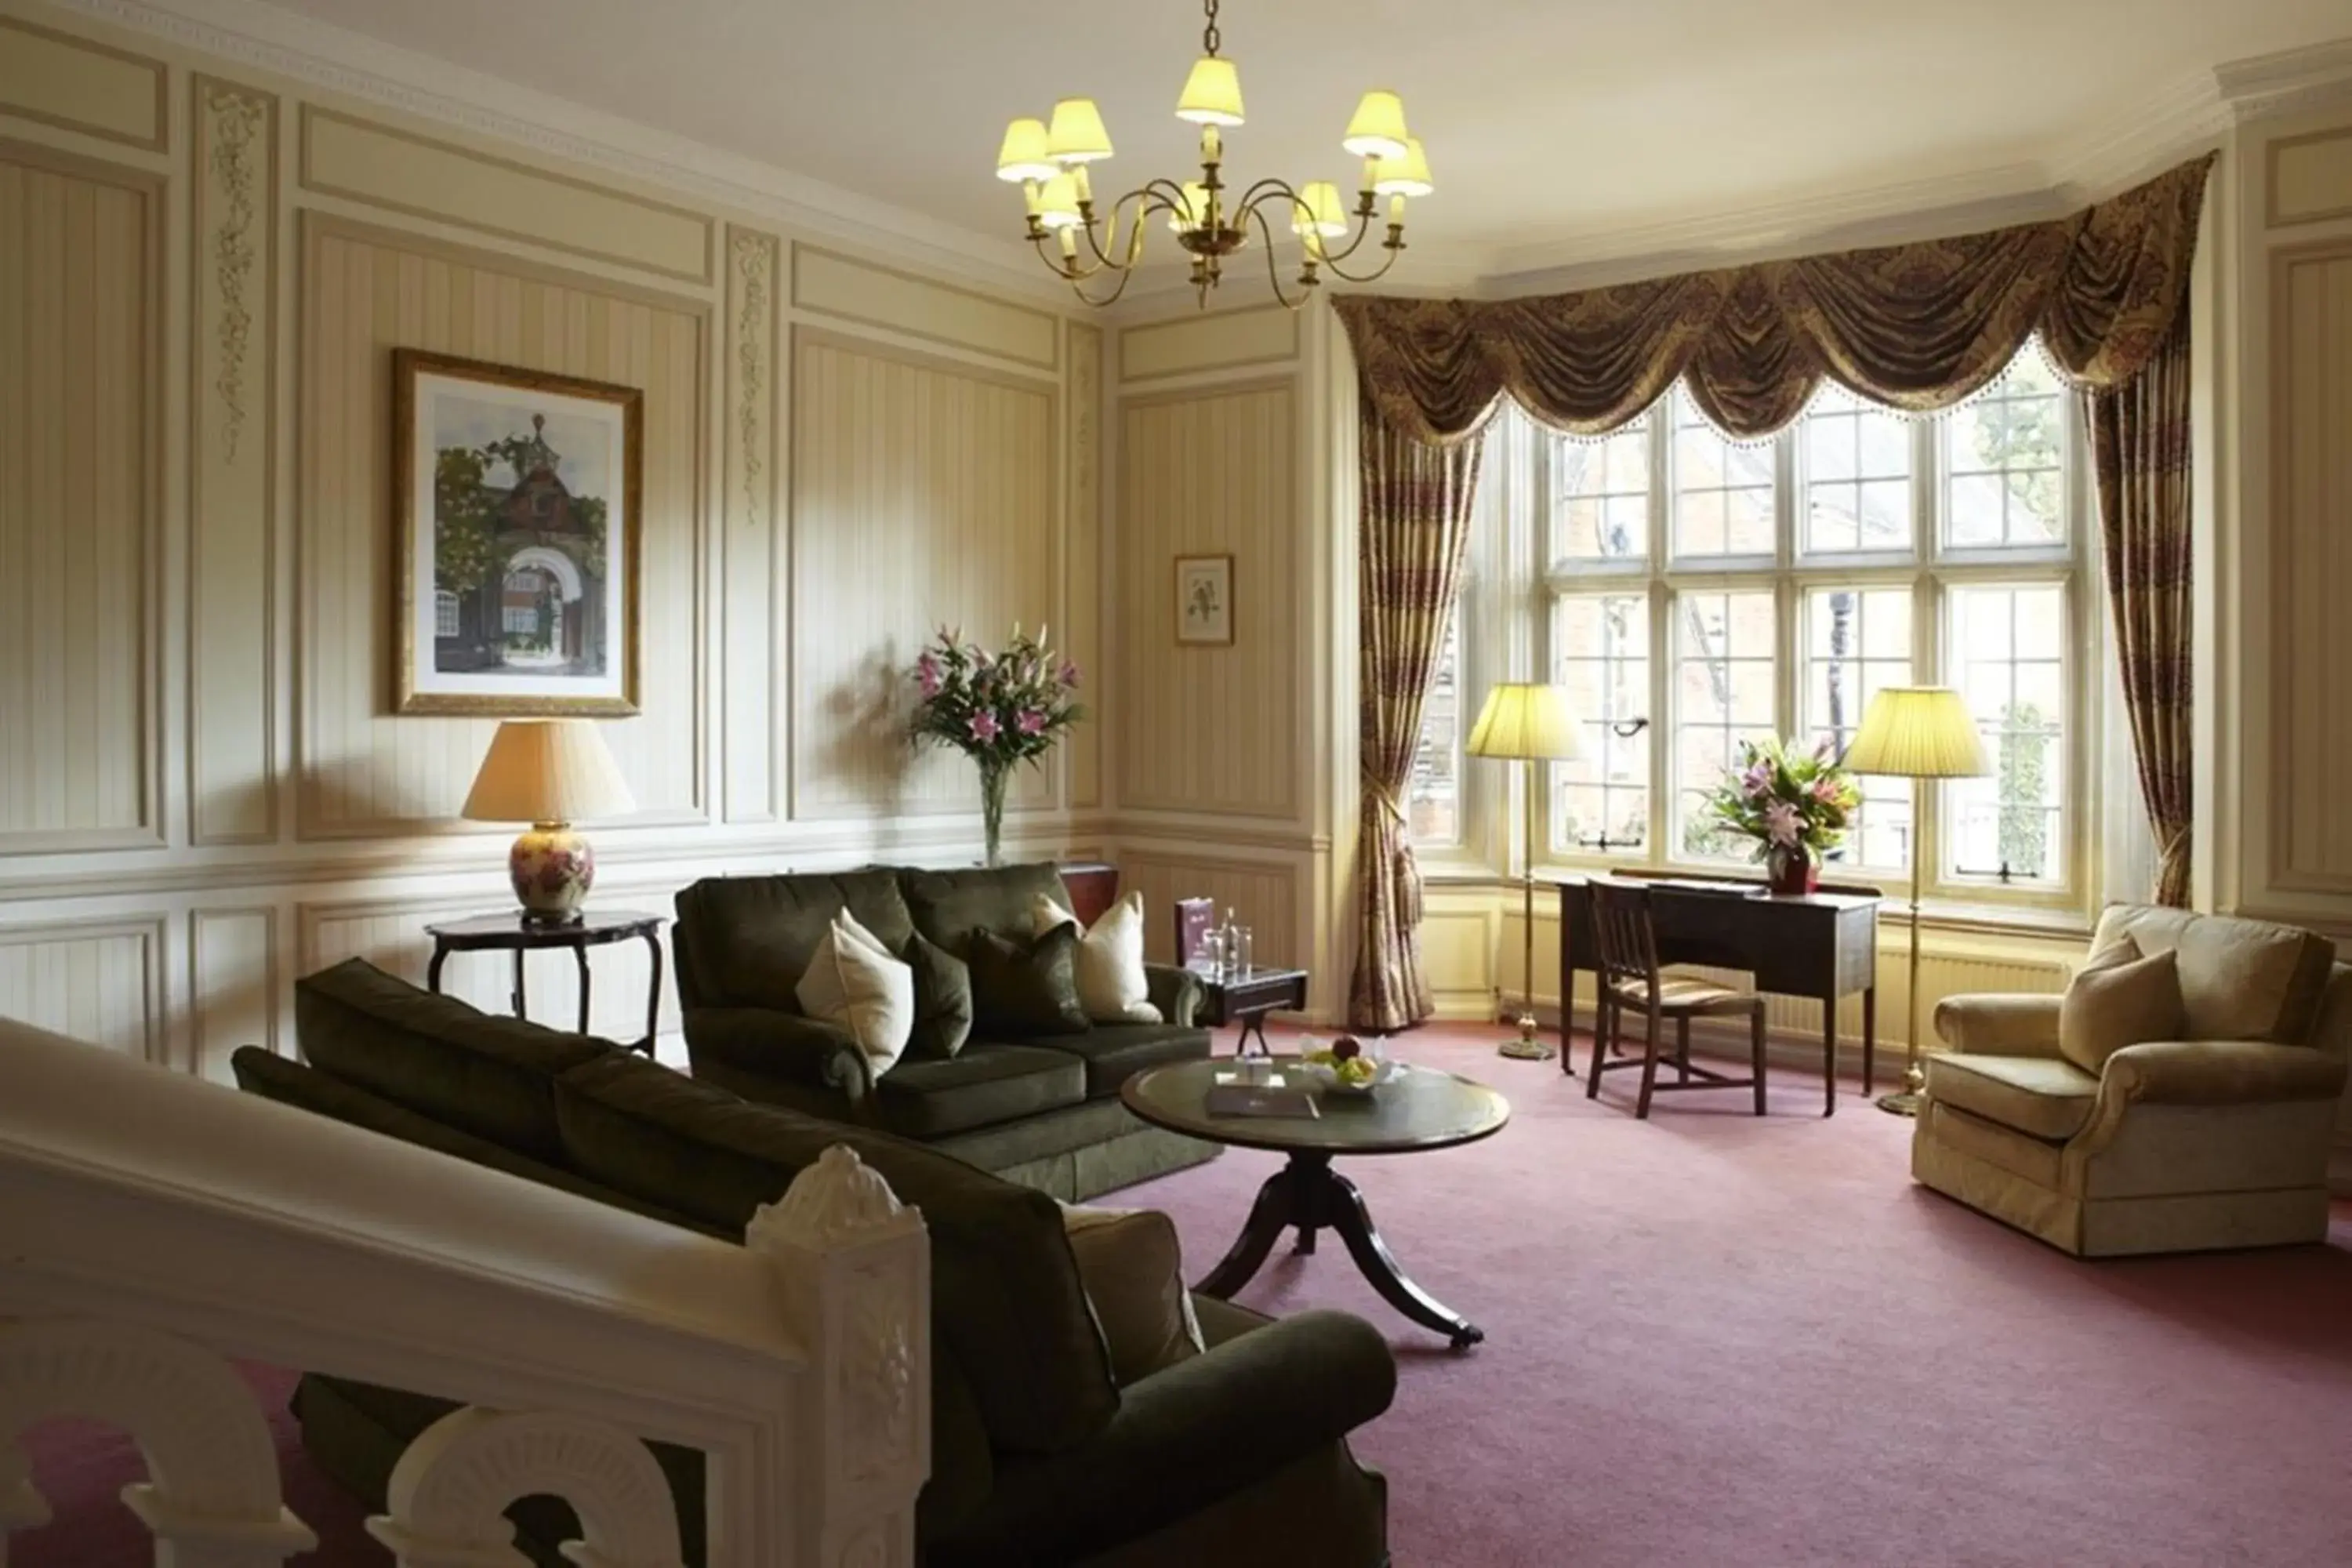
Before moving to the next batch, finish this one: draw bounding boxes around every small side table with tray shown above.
[423,909,666,1056]
[1174,895,1308,1056]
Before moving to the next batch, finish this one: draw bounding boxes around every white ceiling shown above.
[238,0,2349,283]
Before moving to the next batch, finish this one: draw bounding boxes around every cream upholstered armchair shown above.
[1913,904,2350,1257]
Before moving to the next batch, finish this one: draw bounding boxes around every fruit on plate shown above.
[1331,1036,1362,1062]
[1334,1054,1378,1087]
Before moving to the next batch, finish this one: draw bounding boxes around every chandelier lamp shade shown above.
[994,0,1432,309]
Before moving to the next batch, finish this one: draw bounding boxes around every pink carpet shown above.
[15,1025,2352,1566]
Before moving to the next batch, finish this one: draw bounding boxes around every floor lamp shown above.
[1467,683,1584,1061]
[1840,687,1990,1116]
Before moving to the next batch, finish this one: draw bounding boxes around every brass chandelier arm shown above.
[1072,181,1195,271]
[1244,202,1316,311]
[1030,234,1142,307]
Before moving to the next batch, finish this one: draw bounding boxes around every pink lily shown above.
[969,710,1000,743]
[1015,708,1047,735]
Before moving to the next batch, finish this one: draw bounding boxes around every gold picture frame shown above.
[393,348,644,716]
[1174,553,1235,646]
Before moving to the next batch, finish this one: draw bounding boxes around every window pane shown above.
[1945,583,2067,884]
[1673,589,1777,858]
[1802,586,1915,869]
[1407,606,1461,846]
[1671,389,1774,558]
[1552,422,1651,564]
[1944,349,2065,548]
[1801,384,1913,554]
[1552,593,1650,851]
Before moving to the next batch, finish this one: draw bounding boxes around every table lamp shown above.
[1467,683,1584,1061]
[461,719,636,924]
[1840,687,1990,1116]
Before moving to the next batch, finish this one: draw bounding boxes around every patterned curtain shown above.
[1348,406,1484,1031]
[1330,156,2212,445]
[2088,311,2194,906]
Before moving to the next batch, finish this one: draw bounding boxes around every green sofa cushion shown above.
[967,925,1089,1037]
[293,958,613,1167]
[874,1044,1087,1138]
[1043,1024,1214,1100]
[902,862,1072,956]
[904,931,975,1060]
[673,871,915,1014]
[552,1052,1119,1456]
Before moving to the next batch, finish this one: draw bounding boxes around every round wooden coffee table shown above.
[1121,1056,1510,1348]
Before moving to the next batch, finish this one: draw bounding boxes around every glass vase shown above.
[978,760,1009,868]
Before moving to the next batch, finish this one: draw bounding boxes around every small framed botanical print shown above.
[393,349,644,716]
[1174,553,1235,646]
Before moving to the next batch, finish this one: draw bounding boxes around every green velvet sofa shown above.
[238,958,1393,1568]
[673,862,1219,1202]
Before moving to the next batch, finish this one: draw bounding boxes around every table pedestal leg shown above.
[1195,1151,1482,1349]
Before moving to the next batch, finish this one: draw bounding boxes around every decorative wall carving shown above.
[203,82,266,463]
[1067,323,1103,809]
[369,1406,684,1568]
[732,230,775,528]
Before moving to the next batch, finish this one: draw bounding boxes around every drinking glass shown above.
[1232,926,1253,977]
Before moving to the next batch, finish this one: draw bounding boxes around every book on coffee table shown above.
[1203,1083,1320,1119]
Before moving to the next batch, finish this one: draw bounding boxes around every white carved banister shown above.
[0,1016,934,1568]
[0,1319,316,1568]
[746,1146,930,1568]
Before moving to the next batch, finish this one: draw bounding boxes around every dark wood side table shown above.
[1057,862,1120,928]
[1187,964,1311,1056]
[424,909,666,1056]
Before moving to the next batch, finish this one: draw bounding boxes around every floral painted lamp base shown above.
[510,822,596,923]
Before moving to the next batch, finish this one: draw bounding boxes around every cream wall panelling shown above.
[790,244,1058,372]
[1065,320,1104,810]
[191,905,276,1081]
[296,215,710,840]
[788,326,1063,822]
[0,14,165,152]
[2268,126,2352,229]
[0,915,165,1062]
[189,75,278,845]
[1115,378,1302,822]
[0,140,163,854]
[299,107,714,286]
[1117,304,1299,384]
[724,225,782,825]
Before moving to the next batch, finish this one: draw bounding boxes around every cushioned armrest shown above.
[1933,993,2063,1057]
[2103,1039,2348,1106]
[1144,963,1202,1028]
[679,1007,873,1100]
[944,1308,1393,1564]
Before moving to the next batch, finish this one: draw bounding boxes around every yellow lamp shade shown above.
[1035,172,1084,230]
[1290,180,1349,238]
[1841,687,1991,779]
[461,720,635,825]
[1046,97,1114,164]
[1175,56,1245,125]
[1167,180,1210,233]
[1342,89,1409,159]
[1466,684,1584,762]
[995,117,1057,183]
[1372,136,1434,198]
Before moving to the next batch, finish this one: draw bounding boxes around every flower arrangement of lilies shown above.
[909,623,1084,865]
[1704,735,1861,866]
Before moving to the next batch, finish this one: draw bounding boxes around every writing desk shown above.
[1555,873,1879,1116]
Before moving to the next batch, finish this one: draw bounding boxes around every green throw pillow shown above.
[904,931,975,1060]
[967,925,1090,1037]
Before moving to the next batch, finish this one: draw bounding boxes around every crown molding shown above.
[38,0,1080,307]
[2216,34,2352,122]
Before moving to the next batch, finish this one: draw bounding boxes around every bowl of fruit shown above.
[1299,1036,1400,1097]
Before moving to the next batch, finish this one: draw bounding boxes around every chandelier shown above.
[993,0,1432,310]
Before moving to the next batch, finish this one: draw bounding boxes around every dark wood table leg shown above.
[573,945,592,1036]
[1196,1160,1299,1299]
[1862,986,1877,1096]
[426,942,449,995]
[1323,1161,1483,1349]
[642,931,664,1057]
[1820,993,1837,1117]
[1236,1010,1272,1057]
[511,950,528,1022]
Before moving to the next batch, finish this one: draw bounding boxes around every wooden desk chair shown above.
[1585,880,1769,1119]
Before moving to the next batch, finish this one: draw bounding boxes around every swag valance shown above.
[1332,154,2214,444]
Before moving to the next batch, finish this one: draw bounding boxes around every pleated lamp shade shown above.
[1841,687,1990,779]
[461,720,635,825]
[1465,683,1584,762]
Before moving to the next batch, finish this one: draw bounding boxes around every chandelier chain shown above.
[1202,0,1220,57]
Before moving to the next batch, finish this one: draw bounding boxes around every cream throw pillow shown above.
[794,909,914,1073]
[1031,891,1161,1025]
[1059,1203,1204,1385]
[2058,935,2187,1075]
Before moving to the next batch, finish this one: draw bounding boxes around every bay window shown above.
[1408,344,2093,910]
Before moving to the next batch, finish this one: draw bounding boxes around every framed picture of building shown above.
[1174,553,1234,646]
[393,349,643,717]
